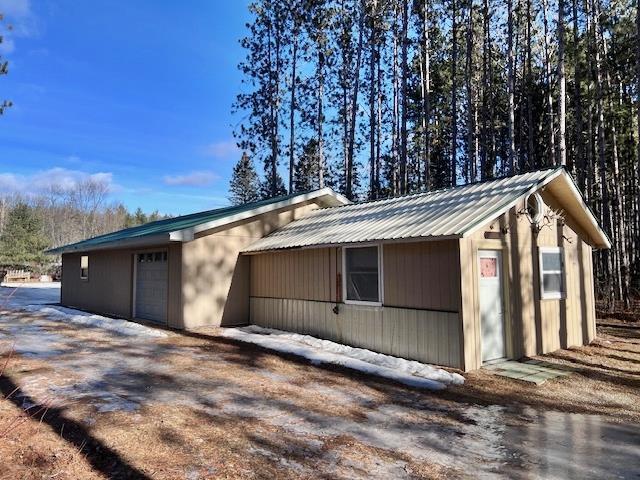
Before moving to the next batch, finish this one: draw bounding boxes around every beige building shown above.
[50,168,609,371]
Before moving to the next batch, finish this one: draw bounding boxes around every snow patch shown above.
[24,305,167,338]
[220,325,464,390]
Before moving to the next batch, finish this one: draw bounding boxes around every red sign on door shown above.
[480,257,497,278]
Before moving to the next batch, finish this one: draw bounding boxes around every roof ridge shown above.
[312,166,561,213]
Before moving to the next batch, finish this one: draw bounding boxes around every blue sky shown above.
[0,0,252,215]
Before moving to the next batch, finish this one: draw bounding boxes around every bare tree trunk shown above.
[557,0,567,166]
[572,0,584,186]
[599,23,630,307]
[317,49,325,188]
[346,1,365,199]
[525,0,536,169]
[369,0,377,198]
[542,0,556,166]
[423,0,432,189]
[288,27,298,192]
[451,0,458,186]
[636,0,640,269]
[465,1,477,183]
[592,0,613,307]
[400,0,409,193]
[392,9,400,195]
[507,0,516,174]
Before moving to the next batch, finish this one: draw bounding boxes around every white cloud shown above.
[0,0,31,18]
[0,0,38,55]
[0,167,115,194]
[202,140,240,159]
[163,170,219,187]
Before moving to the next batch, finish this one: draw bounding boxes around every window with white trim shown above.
[344,245,381,304]
[539,247,564,299]
[80,255,89,280]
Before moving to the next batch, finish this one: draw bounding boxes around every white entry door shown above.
[135,251,168,324]
[478,250,505,362]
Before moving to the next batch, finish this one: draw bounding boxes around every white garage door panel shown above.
[135,252,168,324]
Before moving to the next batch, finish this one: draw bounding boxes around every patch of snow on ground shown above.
[26,305,167,338]
[220,325,464,390]
[0,282,165,338]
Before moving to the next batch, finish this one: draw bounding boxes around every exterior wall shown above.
[181,201,321,329]
[248,240,464,369]
[61,250,133,319]
[459,193,597,370]
[61,244,183,326]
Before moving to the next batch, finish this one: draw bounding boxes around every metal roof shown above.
[46,187,350,255]
[244,167,611,252]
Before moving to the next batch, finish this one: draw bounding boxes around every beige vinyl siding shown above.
[249,240,463,368]
[250,248,338,302]
[61,250,133,319]
[460,195,597,370]
[62,246,183,326]
[383,241,460,312]
[181,201,321,329]
[250,297,461,368]
[250,240,461,311]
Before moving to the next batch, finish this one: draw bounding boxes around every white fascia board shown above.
[558,171,612,249]
[170,188,350,242]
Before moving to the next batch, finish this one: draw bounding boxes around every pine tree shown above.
[0,203,49,266]
[293,139,321,192]
[229,152,261,205]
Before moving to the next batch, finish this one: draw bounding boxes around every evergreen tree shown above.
[133,207,147,225]
[229,152,261,205]
[293,139,321,192]
[0,203,49,266]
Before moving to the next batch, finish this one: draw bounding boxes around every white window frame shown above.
[80,255,89,281]
[342,243,383,307]
[539,246,565,300]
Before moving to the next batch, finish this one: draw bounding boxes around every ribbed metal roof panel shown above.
[244,169,559,252]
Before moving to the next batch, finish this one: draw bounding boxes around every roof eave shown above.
[460,167,611,249]
[46,233,174,255]
[171,187,350,240]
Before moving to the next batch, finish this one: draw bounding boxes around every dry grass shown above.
[446,322,640,423]
[0,313,638,479]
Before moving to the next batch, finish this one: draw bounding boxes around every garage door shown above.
[135,251,168,324]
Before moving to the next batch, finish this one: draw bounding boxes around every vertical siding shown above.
[250,240,461,312]
[167,243,183,329]
[250,248,337,302]
[61,250,133,319]
[383,241,460,312]
[463,195,598,366]
[250,297,461,368]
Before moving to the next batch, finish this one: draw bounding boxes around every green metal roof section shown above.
[46,188,348,255]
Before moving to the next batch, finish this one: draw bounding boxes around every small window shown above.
[154,252,162,262]
[344,245,381,304]
[539,247,564,300]
[80,255,89,280]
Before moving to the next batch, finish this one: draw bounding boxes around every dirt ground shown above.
[1,304,639,479]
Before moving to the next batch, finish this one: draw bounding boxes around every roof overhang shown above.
[46,187,350,255]
[46,233,175,255]
[462,168,611,249]
[169,187,350,242]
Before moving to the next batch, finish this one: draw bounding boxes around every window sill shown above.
[344,300,383,307]
[541,293,565,301]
